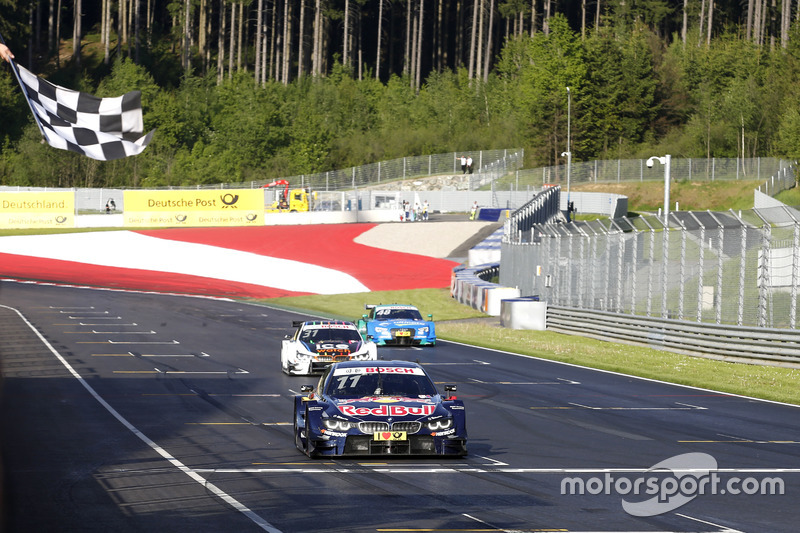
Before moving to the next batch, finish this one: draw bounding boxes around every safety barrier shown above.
[451,263,520,316]
[546,305,800,369]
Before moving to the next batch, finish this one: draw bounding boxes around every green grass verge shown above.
[252,288,800,406]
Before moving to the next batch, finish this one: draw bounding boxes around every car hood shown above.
[300,341,362,354]
[331,396,441,418]
[373,319,429,327]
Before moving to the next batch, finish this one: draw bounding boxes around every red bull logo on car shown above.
[337,404,436,417]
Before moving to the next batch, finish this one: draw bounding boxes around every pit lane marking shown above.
[679,431,800,444]
[422,360,491,366]
[65,330,157,334]
[92,352,212,357]
[76,339,181,345]
[528,402,706,411]
[53,322,138,326]
[470,377,580,385]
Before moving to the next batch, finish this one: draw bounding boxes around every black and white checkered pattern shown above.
[16,65,154,161]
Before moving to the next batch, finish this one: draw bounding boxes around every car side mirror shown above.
[444,384,457,400]
[301,385,314,393]
[427,314,433,320]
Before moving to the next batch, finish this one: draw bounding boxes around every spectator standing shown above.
[422,200,429,221]
[469,201,478,220]
[460,155,467,174]
[466,156,474,174]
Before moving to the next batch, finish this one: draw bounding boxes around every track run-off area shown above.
[1,222,799,532]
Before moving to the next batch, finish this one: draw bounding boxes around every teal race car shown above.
[357,304,436,346]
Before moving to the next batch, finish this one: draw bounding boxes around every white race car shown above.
[281,320,378,375]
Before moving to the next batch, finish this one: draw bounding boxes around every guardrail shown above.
[546,305,800,368]
[451,263,800,368]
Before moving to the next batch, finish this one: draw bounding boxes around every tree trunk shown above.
[48,0,55,54]
[297,0,305,78]
[706,0,713,45]
[405,0,412,75]
[237,0,244,71]
[683,0,689,45]
[581,0,586,38]
[543,0,550,34]
[313,0,322,76]
[228,1,235,78]
[217,0,225,83]
[410,1,418,87]
[376,0,383,79]
[468,0,477,78]
[698,0,705,45]
[184,0,191,70]
[73,0,81,66]
[476,0,484,74]
[101,0,109,64]
[56,0,62,67]
[344,0,350,67]
[416,0,424,90]
[482,0,493,82]
[255,0,262,82]
[134,0,141,63]
[594,0,600,33]
[199,0,207,72]
[283,0,290,83]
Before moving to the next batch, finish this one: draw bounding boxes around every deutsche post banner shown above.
[123,190,262,227]
[0,191,74,228]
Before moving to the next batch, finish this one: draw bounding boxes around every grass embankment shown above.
[255,288,800,407]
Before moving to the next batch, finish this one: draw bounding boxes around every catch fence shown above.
[500,205,800,329]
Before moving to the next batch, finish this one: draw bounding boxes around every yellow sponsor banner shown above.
[123,189,262,227]
[0,191,74,228]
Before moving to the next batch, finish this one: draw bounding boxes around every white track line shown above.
[1,304,281,533]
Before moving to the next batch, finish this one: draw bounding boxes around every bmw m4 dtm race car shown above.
[293,360,467,457]
[281,320,377,375]
[356,304,436,346]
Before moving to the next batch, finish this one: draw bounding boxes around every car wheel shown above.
[294,405,307,454]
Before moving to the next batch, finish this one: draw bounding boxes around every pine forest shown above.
[1,0,800,188]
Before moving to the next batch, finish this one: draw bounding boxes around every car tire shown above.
[294,402,307,454]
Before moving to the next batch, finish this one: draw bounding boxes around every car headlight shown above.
[374,326,388,334]
[323,418,357,431]
[426,418,453,431]
[418,327,429,335]
[296,351,311,359]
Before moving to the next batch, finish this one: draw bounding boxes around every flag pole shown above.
[0,31,48,140]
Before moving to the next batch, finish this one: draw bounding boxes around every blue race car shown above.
[293,360,467,457]
[356,304,436,346]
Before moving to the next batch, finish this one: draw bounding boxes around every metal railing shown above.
[546,305,800,368]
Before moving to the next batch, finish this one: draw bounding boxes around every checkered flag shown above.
[15,64,154,161]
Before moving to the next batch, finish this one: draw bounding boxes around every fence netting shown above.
[501,206,800,329]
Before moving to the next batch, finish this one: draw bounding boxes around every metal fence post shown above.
[662,221,670,318]
[759,223,771,328]
[793,221,800,329]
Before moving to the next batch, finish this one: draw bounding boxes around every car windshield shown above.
[325,369,438,399]
[376,308,423,320]
[300,327,361,344]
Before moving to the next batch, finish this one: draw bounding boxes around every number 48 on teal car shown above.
[356,304,436,346]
